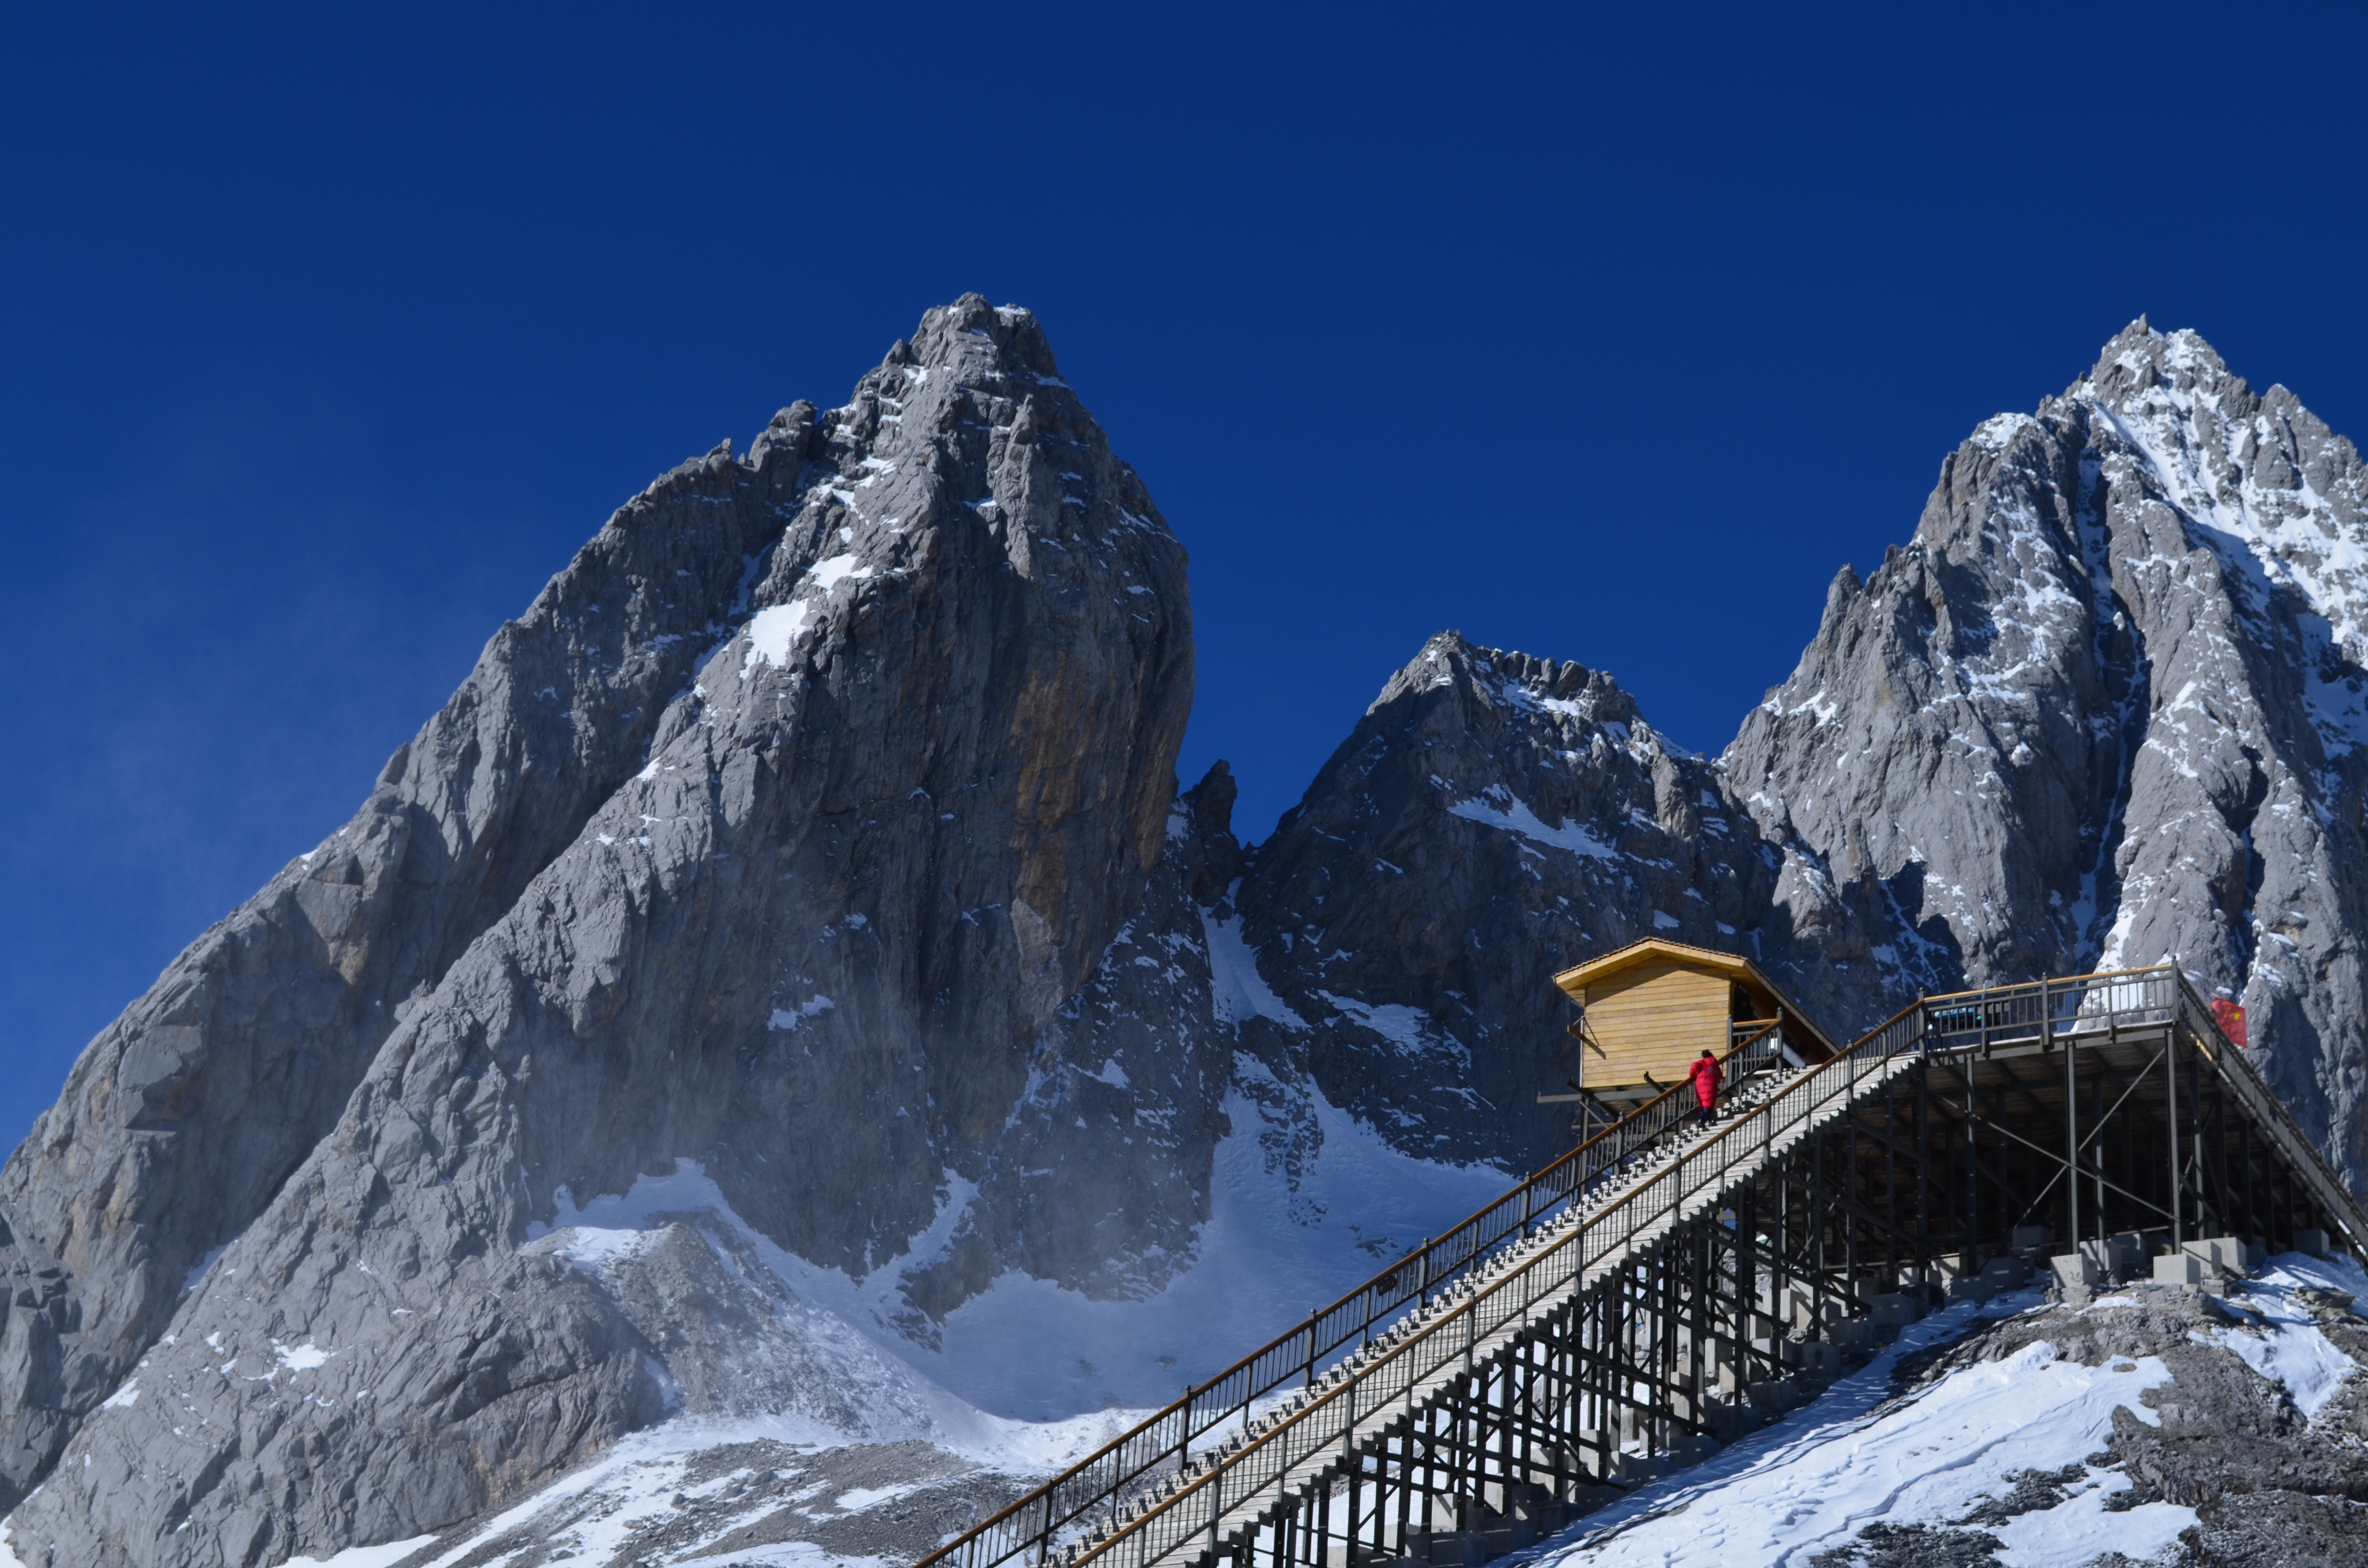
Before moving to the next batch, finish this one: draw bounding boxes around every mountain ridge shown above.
[2,304,2366,1565]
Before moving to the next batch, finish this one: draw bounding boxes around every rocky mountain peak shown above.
[12,309,2368,1566]
[0,299,1212,1564]
[1728,321,2368,1176]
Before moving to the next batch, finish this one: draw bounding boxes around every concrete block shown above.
[2077,1236,2147,1279]
[2183,1237,2261,1276]
[1504,1483,1561,1526]
[2105,1231,2150,1280]
[1980,1254,2031,1290]
[1562,1482,1613,1514]
[2053,1253,2103,1290]
[1430,1531,1487,1566]
[1870,1292,1920,1328]
[2296,1228,2331,1259]
[2154,1252,2207,1286]
[2011,1225,2052,1253]
[1704,1401,1760,1444]
[1609,1451,1665,1484]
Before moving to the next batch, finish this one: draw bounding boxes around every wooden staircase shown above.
[919,965,2368,1568]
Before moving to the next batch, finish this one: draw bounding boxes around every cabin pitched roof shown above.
[1551,938,1839,1058]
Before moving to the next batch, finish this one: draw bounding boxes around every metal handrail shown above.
[2168,976,2368,1253]
[1058,992,1935,1568]
[924,964,2366,1568]
[914,1020,1797,1568]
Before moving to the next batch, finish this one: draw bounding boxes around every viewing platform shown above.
[915,964,2368,1568]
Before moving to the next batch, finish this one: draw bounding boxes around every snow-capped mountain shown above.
[3,306,2367,1565]
[1728,322,2368,1176]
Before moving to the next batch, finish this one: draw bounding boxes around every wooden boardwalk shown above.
[921,968,2368,1568]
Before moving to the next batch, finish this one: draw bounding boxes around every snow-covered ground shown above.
[1531,1251,2368,1568]
[537,1064,1513,1421]
[2197,1250,2367,1419]
[1524,1289,2194,1568]
[325,1407,1139,1568]
[43,1251,2356,1568]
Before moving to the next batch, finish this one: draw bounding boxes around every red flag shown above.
[2210,996,2248,1048]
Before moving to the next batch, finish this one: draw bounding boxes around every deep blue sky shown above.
[4,5,2365,1151]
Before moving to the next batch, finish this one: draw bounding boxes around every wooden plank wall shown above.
[1582,961,1732,1089]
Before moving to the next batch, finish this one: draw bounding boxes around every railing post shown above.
[1206,1448,1224,1563]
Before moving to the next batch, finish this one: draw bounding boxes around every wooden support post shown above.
[1914,1063,1931,1281]
[2167,1031,2183,1249]
[1966,1062,1980,1267]
[1846,1100,1862,1289]
[2065,1022,2080,1249]
[1883,1082,1899,1286]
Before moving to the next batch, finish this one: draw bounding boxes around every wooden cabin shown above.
[1551,939,1838,1106]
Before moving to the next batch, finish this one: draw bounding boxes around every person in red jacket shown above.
[1690,1048,1722,1127]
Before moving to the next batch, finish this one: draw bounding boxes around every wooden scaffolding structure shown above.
[915,966,2368,1568]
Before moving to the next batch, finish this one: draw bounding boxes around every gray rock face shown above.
[1727,321,2368,1181]
[9,309,2368,1565]
[1,297,1216,1565]
[1223,635,1891,1176]
[1244,319,2368,1201]
[0,396,819,1508]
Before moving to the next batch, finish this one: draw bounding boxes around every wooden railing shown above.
[2170,976,2368,1252]
[913,1020,1794,1568]
[1035,1000,1930,1568]
[1889,965,2367,1255]
[917,964,2368,1568]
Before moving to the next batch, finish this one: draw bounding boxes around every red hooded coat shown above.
[1690,1054,1722,1108]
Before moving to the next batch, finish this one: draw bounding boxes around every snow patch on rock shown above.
[1538,1292,2191,1568]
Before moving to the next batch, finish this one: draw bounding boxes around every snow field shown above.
[2206,1249,2368,1418]
[1529,1289,2191,1568]
[1534,1250,2368,1568]
[534,1061,1512,1423]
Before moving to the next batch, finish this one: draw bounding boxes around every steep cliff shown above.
[1,297,1221,1564]
[7,312,2368,1567]
[1727,321,2368,1182]
[1223,634,1891,1178]
[0,386,818,1508]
